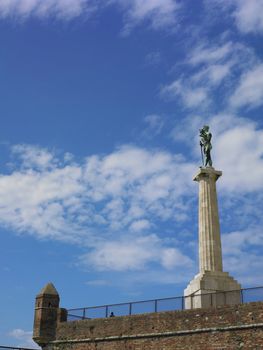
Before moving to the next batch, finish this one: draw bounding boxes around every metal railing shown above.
[0,347,38,350]
[67,286,263,321]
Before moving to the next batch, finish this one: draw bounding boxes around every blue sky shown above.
[1,0,263,347]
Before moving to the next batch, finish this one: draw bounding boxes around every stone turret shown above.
[33,283,67,347]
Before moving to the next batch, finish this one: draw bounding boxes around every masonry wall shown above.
[45,302,263,350]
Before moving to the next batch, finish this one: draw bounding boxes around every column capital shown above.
[193,167,222,182]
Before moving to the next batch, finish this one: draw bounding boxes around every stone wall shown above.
[47,302,263,350]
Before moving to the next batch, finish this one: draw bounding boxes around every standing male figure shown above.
[199,125,213,167]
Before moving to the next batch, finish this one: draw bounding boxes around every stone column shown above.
[195,167,223,273]
[184,167,241,309]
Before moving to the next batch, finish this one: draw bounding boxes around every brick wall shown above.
[47,302,263,350]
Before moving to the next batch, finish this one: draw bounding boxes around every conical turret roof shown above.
[38,282,59,296]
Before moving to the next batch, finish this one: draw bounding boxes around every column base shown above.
[184,271,241,309]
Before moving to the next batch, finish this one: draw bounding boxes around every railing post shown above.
[154,299,158,313]
[83,308,86,319]
[129,303,132,315]
[182,296,184,310]
[106,305,109,318]
[241,289,244,304]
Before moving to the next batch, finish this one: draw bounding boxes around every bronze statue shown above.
[199,125,212,167]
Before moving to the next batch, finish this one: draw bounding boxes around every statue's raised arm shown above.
[199,125,212,167]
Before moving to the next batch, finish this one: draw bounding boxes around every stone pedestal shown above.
[184,271,241,309]
[184,167,241,309]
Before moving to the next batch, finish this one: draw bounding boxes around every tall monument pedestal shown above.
[184,271,241,309]
[184,167,241,309]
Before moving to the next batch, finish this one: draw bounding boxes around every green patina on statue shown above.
[199,125,212,167]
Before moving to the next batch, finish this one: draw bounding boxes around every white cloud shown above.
[192,62,234,86]
[12,144,56,170]
[161,42,234,107]
[223,229,263,256]
[0,161,84,242]
[222,228,263,285]
[0,0,93,20]
[161,247,192,270]
[143,114,164,137]
[230,64,263,109]
[115,0,180,34]
[214,121,263,192]
[160,79,209,108]
[162,40,258,111]
[81,234,193,271]
[129,219,151,232]
[182,87,208,107]
[188,42,233,66]
[0,144,195,273]
[206,0,263,35]
[234,0,263,34]
[9,328,39,348]
[83,235,159,271]
[81,145,196,235]
[0,0,180,31]
[187,42,243,88]
[85,279,110,286]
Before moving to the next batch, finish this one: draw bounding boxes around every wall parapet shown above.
[56,302,263,340]
[47,302,263,349]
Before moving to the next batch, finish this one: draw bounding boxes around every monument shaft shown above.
[196,168,223,272]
